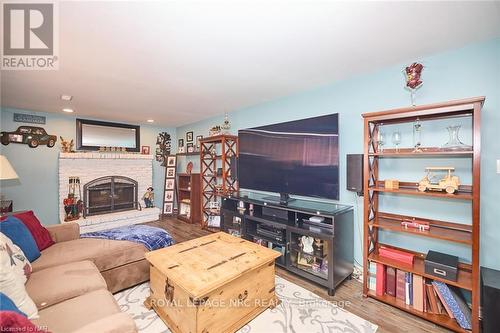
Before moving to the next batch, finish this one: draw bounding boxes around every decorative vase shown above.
[442,125,471,150]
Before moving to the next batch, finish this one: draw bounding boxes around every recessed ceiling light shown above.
[147,119,154,123]
[62,108,74,113]
[61,95,73,101]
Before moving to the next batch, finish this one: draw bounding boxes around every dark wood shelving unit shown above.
[362,96,484,333]
[176,173,201,224]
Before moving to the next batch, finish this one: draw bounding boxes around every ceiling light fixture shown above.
[60,95,73,101]
[147,119,154,123]
[62,108,74,113]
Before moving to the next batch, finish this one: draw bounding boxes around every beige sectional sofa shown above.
[26,222,150,332]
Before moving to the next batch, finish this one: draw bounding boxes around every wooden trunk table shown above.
[145,232,281,333]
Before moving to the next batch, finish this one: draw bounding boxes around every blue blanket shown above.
[81,225,174,251]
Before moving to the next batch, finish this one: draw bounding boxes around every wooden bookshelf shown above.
[176,173,201,224]
[362,97,484,333]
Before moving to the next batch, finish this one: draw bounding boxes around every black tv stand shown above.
[220,191,354,296]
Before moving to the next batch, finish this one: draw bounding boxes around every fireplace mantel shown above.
[59,152,153,160]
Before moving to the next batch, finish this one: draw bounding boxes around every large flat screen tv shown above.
[238,114,339,200]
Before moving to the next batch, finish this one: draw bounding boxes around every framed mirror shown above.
[76,119,140,152]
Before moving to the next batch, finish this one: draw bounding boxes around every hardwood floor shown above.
[147,217,451,333]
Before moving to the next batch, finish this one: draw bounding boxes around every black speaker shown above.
[481,266,500,333]
[346,154,363,195]
[230,156,238,180]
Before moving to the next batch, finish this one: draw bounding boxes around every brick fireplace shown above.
[58,152,160,233]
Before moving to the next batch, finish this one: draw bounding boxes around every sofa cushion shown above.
[32,289,121,333]
[0,237,38,319]
[0,232,32,283]
[71,313,137,333]
[32,238,147,273]
[26,260,107,310]
[12,211,54,251]
[0,216,40,262]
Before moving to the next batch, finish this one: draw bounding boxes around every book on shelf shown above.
[405,272,413,306]
[369,262,377,291]
[432,281,472,330]
[433,283,454,318]
[386,267,396,297]
[378,246,415,265]
[376,263,386,296]
[412,274,424,312]
[426,283,440,314]
[396,270,406,301]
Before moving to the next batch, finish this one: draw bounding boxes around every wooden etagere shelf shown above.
[199,134,238,231]
[362,96,484,333]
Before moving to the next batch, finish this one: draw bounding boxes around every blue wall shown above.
[0,108,176,225]
[176,38,500,269]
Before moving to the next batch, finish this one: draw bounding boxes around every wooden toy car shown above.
[1,126,57,148]
[418,167,460,194]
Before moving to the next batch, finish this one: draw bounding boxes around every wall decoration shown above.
[178,138,184,147]
[13,113,46,124]
[186,131,194,142]
[166,156,176,167]
[165,179,175,190]
[162,154,177,217]
[141,146,150,154]
[186,161,193,174]
[404,62,424,106]
[187,143,194,153]
[142,187,154,208]
[163,202,173,215]
[60,136,74,153]
[417,167,460,194]
[166,167,176,178]
[442,125,471,150]
[1,126,57,148]
[155,132,171,164]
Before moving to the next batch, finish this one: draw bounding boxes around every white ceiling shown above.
[1,1,499,127]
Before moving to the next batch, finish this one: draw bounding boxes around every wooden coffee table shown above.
[144,232,281,333]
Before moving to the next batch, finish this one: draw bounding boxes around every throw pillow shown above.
[0,311,47,332]
[0,293,26,317]
[10,211,54,251]
[0,217,40,262]
[0,241,38,319]
[0,233,32,283]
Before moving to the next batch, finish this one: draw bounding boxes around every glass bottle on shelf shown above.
[392,130,402,153]
[442,125,471,150]
[377,125,385,152]
[413,118,422,152]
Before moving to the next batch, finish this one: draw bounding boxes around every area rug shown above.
[114,276,377,333]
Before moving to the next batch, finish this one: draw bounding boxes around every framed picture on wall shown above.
[178,138,184,147]
[166,155,176,166]
[141,146,150,154]
[163,202,173,215]
[166,167,176,178]
[165,179,175,190]
[165,190,174,201]
[187,143,194,153]
[186,131,194,142]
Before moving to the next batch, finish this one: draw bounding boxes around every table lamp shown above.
[0,155,18,213]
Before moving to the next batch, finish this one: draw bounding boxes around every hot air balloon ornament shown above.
[404,62,424,106]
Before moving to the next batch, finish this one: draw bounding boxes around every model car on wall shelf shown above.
[417,167,460,194]
[1,126,57,148]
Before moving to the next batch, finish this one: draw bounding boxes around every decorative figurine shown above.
[1,126,57,148]
[142,187,155,208]
[221,112,231,134]
[60,136,74,153]
[418,167,460,194]
[63,176,82,221]
[404,62,424,106]
[300,235,315,254]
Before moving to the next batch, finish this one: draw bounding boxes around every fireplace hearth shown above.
[83,176,140,217]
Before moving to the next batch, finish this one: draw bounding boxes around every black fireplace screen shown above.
[83,176,140,217]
